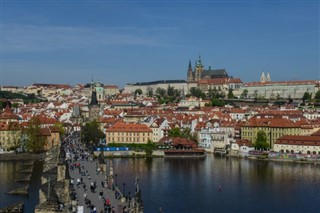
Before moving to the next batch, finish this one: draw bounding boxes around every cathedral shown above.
[187,56,229,82]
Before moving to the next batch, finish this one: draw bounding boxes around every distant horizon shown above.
[1,75,319,89]
[1,1,319,88]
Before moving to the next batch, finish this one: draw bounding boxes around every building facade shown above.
[106,121,153,144]
[239,78,319,99]
[274,135,320,155]
[241,117,301,149]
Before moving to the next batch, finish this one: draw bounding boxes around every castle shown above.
[187,56,229,82]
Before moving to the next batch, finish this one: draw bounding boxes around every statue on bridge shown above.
[135,175,143,206]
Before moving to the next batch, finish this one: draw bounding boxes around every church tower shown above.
[187,60,194,82]
[266,72,271,82]
[194,55,204,81]
[89,86,100,122]
[260,72,266,83]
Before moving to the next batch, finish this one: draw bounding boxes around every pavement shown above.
[65,135,127,213]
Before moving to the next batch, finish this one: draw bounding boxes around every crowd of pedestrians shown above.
[63,132,122,213]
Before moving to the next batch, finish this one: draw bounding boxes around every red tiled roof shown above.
[275,135,320,146]
[158,136,197,147]
[236,139,253,147]
[0,105,19,120]
[244,117,299,128]
[311,129,320,136]
[106,121,152,133]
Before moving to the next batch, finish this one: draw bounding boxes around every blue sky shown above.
[0,0,319,88]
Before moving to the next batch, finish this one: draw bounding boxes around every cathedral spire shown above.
[260,72,266,83]
[266,72,271,82]
[187,60,194,82]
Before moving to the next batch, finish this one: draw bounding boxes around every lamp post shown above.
[115,173,118,186]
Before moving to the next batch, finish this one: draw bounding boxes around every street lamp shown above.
[115,173,118,186]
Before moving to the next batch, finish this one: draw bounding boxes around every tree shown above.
[134,89,143,99]
[189,87,205,99]
[167,85,175,96]
[302,92,312,103]
[254,130,269,150]
[211,98,225,107]
[25,117,46,153]
[144,140,154,158]
[146,88,153,97]
[168,127,197,142]
[240,89,248,99]
[227,88,235,99]
[82,120,105,148]
[156,87,166,97]
[135,89,143,96]
[168,127,181,137]
[314,91,320,101]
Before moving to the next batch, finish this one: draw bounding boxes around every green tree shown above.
[254,130,269,150]
[167,85,175,96]
[211,98,225,107]
[314,91,320,101]
[156,87,166,97]
[240,89,248,99]
[146,88,153,97]
[82,120,105,148]
[134,89,143,99]
[25,117,46,153]
[135,89,143,96]
[168,127,181,137]
[189,87,205,99]
[302,92,312,103]
[227,88,235,99]
[168,127,197,142]
[144,140,154,158]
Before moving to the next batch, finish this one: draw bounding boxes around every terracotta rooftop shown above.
[276,135,320,146]
[106,121,152,132]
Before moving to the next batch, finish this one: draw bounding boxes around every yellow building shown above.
[241,117,301,149]
[106,121,152,144]
[0,122,21,151]
[0,104,21,151]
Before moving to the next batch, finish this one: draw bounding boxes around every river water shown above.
[111,155,320,213]
[1,155,320,213]
[0,160,43,213]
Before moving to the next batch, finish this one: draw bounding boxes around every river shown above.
[1,155,320,213]
[0,160,43,213]
[111,155,320,213]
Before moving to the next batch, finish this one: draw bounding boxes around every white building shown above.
[274,135,320,155]
[198,122,232,152]
[239,79,319,99]
[150,118,170,142]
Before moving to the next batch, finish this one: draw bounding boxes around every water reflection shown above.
[0,160,43,213]
[113,155,320,213]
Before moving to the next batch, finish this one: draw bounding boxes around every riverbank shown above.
[0,152,45,161]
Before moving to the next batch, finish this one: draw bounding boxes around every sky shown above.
[0,0,319,88]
